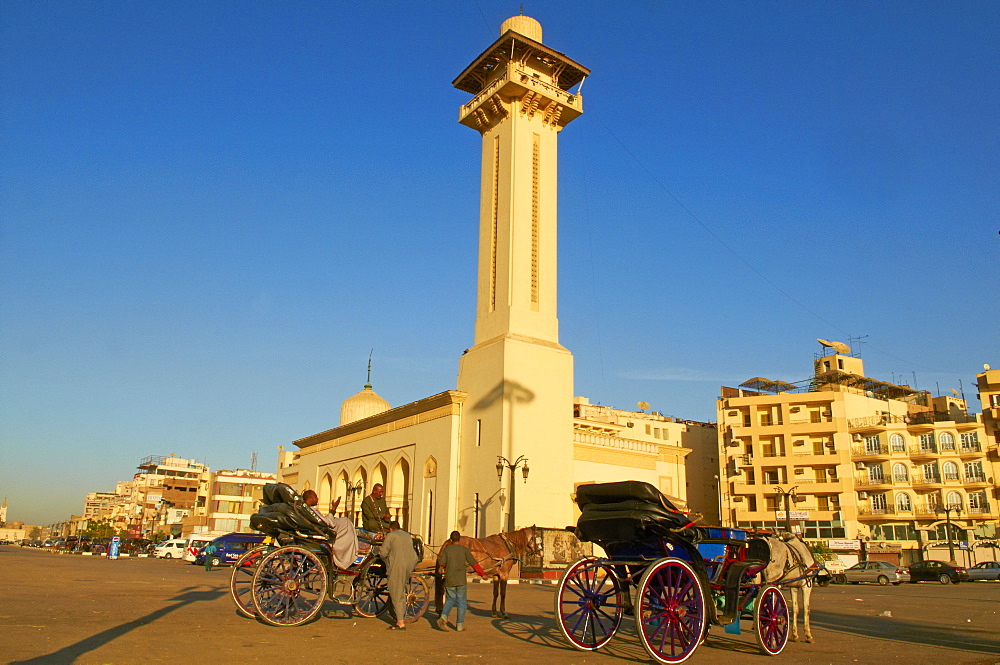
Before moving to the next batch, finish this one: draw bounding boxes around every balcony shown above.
[854,475,892,488]
[909,445,939,458]
[910,473,942,487]
[958,445,984,457]
[852,444,890,458]
[964,475,989,486]
[858,506,896,518]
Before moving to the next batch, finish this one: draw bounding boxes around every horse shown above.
[755,532,821,643]
[433,525,542,619]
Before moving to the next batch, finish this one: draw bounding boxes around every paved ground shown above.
[2,545,998,665]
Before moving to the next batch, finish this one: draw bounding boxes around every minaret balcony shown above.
[459,64,583,130]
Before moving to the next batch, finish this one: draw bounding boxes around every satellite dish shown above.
[817,338,834,348]
[818,338,851,354]
[986,364,992,371]
[950,388,960,397]
[637,401,650,411]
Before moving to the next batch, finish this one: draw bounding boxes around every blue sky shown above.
[2,1,997,526]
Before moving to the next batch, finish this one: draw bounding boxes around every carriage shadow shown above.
[488,607,766,662]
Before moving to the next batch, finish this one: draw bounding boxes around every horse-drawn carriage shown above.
[228,483,429,627]
[556,481,820,664]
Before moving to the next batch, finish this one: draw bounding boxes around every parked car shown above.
[966,561,1000,582]
[195,532,266,567]
[908,560,969,584]
[154,538,188,559]
[836,560,910,585]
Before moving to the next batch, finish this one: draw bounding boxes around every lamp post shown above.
[774,486,802,535]
[345,479,365,526]
[496,455,529,533]
[936,503,963,564]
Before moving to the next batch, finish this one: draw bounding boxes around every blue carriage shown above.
[556,481,791,663]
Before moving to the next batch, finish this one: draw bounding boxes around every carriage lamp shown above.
[521,461,530,481]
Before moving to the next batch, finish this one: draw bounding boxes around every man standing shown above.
[436,531,487,632]
[203,540,217,572]
[361,483,391,533]
[380,520,418,631]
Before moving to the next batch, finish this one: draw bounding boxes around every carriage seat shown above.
[573,481,692,546]
[249,483,339,543]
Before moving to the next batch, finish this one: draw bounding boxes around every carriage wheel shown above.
[250,546,328,627]
[753,586,789,656]
[354,560,390,618]
[555,556,624,651]
[229,544,270,618]
[402,574,430,623]
[634,558,707,665]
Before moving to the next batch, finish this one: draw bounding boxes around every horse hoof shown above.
[805,637,814,643]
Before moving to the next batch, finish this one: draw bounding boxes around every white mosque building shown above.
[276,15,716,565]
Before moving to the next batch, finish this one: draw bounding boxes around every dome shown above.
[500,15,542,42]
[340,384,391,426]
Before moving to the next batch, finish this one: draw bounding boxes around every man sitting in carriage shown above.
[302,489,359,570]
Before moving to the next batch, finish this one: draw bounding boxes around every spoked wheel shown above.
[230,544,270,618]
[402,574,430,623]
[354,560,390,618]
[251,546,328,627]
[634,558,707,665]
[754,585,789,656]
[555,556,624,651]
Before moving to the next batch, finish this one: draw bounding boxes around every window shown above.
[964,461,983,481]
[919,433,936,451]
[868,464,885,481]
[946,491,962,508]
[896,493,911,512]
[922,462,939,480]
[960,432,980,451]
[942,461,959,481]
[889,434,906,452]
[939,432,956,451]
[969,492,986,511]
[865,435,881,454]
[892,463,908,482]
[870,493,888,512]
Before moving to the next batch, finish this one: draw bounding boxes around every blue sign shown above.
[109,536,121,559]
[959,540,969,551]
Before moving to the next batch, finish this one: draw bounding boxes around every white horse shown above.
[756,533,820,643]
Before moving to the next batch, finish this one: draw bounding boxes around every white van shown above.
[183,533,227,563]
[155,539,187,559]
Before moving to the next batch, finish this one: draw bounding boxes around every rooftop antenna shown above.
[847,335,868,358]
[250,450,258,472]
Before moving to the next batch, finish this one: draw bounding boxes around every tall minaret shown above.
[454,15,589,534]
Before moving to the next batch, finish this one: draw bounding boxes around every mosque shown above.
[276,15,716,560]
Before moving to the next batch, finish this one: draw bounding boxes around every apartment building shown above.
[203,469,276,533]
[718,347,998,567]
[131,455,209,538]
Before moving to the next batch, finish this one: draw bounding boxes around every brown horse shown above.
[434,526,541,619]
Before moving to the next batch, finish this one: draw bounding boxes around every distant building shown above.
[203,469,277,533]
[718,346,998,567]
[131,455,208,539]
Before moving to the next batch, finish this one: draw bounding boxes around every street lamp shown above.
[344,479,365,527]
[774,486,804,535]
[936,503,963,564]
[496,455,529,533]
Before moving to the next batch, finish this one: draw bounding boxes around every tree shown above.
[28,526,42,540]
